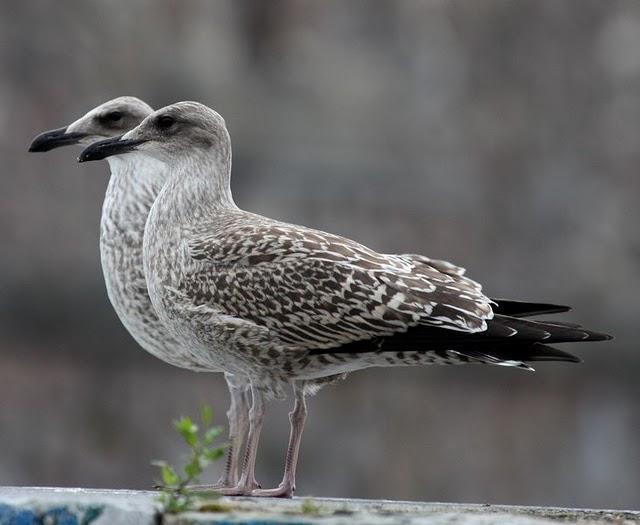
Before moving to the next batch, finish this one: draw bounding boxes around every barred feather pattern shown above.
[100,155,211,371]
[186,212,494,349]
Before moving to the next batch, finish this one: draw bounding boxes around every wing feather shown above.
[184,221,493,351]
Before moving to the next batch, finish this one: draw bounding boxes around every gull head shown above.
[78,102,230,166]
[29,96,152,152]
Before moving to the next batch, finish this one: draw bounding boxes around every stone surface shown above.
[0,488,638,525]
[166,497,640,525]
[0,487,158,525]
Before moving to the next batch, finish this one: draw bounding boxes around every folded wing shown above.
[185,220,494,351]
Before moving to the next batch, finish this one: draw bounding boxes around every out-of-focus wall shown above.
[0,0,637,509]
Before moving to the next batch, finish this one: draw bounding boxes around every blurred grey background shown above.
[0,0,638,510]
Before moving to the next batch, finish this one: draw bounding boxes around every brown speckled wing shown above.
[184,221,493,351]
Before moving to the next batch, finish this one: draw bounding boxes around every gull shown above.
[29,97,250,488]
[79,101,612,498]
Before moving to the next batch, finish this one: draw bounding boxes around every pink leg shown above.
[188,373,250,490]
[217,374,250,487]
[252,382,307,498]
[217,384,265,496]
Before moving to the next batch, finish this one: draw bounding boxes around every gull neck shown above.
[168,148,236,210]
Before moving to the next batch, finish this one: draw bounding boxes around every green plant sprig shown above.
[153,405,227,514]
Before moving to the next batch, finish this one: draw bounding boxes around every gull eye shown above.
[156,115,175,130]
[104,111,123,122]
[97,111,124,127]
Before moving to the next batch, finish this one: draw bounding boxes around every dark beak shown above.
[78,136,147,163]
[29,127,88,152]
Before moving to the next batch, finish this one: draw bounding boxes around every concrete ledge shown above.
[0,488,638,525]
[0,487,158,525]
[167,497,640,525]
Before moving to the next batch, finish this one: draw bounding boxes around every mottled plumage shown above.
[100,154,210,368]
[78,101,611,498]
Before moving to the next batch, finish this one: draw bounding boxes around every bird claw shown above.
[215,480,261,496]
[251,484,294,498]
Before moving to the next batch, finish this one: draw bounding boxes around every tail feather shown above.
[314,312,612,370]
[489,316,612,344]
[455,343,581,365]
[491,299,571,318]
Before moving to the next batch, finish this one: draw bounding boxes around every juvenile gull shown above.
[79,102,612,498]
[29,98,249,488]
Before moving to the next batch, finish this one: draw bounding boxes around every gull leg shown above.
[252,381,307,498]
[216,374,250,487]
[217,384,265,496]
[188,373,250,490]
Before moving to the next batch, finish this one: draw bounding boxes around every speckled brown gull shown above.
[29,97,250,488]
[78,101,611,498]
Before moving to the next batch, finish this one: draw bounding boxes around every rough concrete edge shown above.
[0,487,159,525]
[293,497,640,520]
[161,496,640,525]
[346,499,640,522]
[164,510,567,525]
[1,489,639,524]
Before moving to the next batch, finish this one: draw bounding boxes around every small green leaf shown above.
[201,405,213,426]
[204,448,225,461]
[166,493,190,514]
[175,417,199,446]
[184,459,202,480]
[204,426,223,444]
[153,405,227,514]
[161,464,180,487]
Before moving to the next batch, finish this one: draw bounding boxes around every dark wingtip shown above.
[491,299,572,318]
[519,343,582,364]
[494,315,614,344]
[584,331,614,342]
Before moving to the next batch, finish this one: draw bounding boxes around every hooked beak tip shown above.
[29,127,87,153]
[78,146,99,163]
[78,136,146,163]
